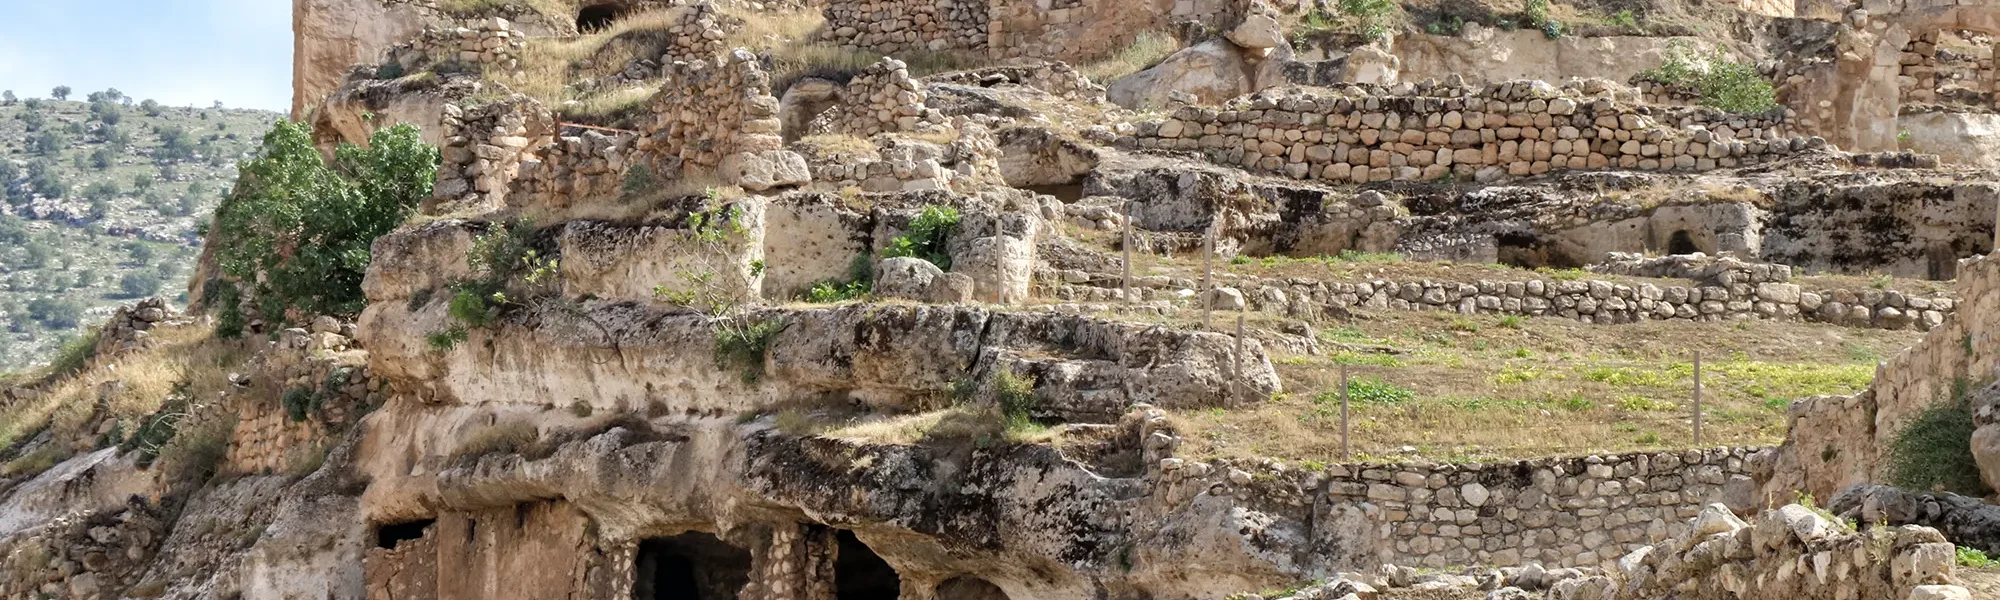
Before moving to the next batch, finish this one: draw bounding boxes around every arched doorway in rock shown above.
[577,4,625,32]
[835,530,902,600]
[1666,230,1700,255]
[936,576,1010,600]
[633,532,753,600]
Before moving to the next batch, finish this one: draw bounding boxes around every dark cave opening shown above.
[577,4,625,32]
[633,532,754,600]
[936,576,1010,600]
[1667,230,1700,255]
[835,530,903,600]
[375,519,436,550]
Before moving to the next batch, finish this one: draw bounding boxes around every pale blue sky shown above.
[0,0,293,111]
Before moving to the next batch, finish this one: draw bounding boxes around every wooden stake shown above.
[1232,311,1246,403]
[1693,350,1704,447]
[1339,362,1351,461]
[1201,224,1215,327]
[1122,201,1135,303]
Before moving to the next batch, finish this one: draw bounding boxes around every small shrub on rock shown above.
[883,205,960,270]
[713,317,787,384]
[1637,42,1778,114]
[1886,382,1991,497]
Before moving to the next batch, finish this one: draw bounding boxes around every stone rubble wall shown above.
[1605,504,1958,600]
[512,130,641,210]
[800,123,1007,193]
[821,0,990,53]
[819,0,1245,62]
[1325,448,1760,568]
[1899,29,1996,109]
[1041,268,1956,331]
[225,319,379,475]
[587,2,739,88]
[558,204,767,305]
[384,17,527,75]
[1589,252,1797,287]
[0,499,168,600]
[1829,484,2000,556]
[924,62,1106,102]
[433,97,557,210]
[809,58,950,137]
[1765,252,2000,501]
[1129,81,1816,184]
[637,49,811,191]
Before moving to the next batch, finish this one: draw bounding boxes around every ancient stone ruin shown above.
[17,0,2000,598]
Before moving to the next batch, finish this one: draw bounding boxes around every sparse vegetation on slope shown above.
[0,93,278,370]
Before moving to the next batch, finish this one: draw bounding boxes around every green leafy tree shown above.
[1,91,13,105]
[90,147,116,170]
[140,99,162,117]
[51,86,70,101]
[154,125,195,162]
[211,120,438,326]
[31,130,64,155]
[120,272,163,298]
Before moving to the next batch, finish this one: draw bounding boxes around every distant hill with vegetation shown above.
[0,88,281,371]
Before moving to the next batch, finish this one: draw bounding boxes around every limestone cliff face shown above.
[293,0,428,118]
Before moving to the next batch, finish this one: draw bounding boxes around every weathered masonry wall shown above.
[1765,251,2000,501]
[1167,446,1762,568]
[1130,82,1811,184]
[821,0,1248,62]
[1044,267,1957,331]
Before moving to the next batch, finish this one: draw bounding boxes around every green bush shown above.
[1885,382,1991,497]
[1959,546,1996,568]
[209,120,437,332]
[714,317,787,384]
[994,368,1040,432]
[428,219,557,350]
[282,387,319,422]
[803,255,874,303]
[883,205,961,270]
[1336,0,1398,39]
[1638,43,1778,114]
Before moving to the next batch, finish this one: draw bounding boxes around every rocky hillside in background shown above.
[0,93,281,371]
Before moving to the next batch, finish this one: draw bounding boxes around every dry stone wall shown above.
[819,0,1244,62]
[801,123,1006,193]
[1312,447,1760,568]
[433,97,556,210]
[637,49,810,191]
[0,499,169,600]
[226,320,379,475]
[511,129,640,209]
[1765,251,2000,501]
[383,17,527,75]
[1042,266,1956,330]
[810,58,949,137]
[1900,30,1997,108]
[1130,81,1817,184]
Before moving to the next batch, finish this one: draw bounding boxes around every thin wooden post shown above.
[1122,201,1135,303]
[1201,223,1215,327]
[1693,350,1704,447]
[1232,311,1246,403]
[1339,362,1351,461]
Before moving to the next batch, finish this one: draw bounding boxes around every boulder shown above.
[1897,112,2000,168]
[1693,503,1748,536]
[929,272,975,303]
[1208,287,1247,311]
[1970,424,2000,492]
[1108,40,1253,110]
[1909,585,1972,600]
[874,257,944,300]
[1227,14,1286,49]
[720,150,811,191]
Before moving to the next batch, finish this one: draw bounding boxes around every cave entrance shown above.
[633,532,754,600]
[835,530,902,600]
[936,576,1009,600]
[375,519,436,550]
[1929,244,1959,280]
[578,4,625,32]
[1667,230,1700,255]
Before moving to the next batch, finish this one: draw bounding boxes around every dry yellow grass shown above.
[506,9,685,119]
[1078,31,1182,83]
[0,322,252,452]
[1169,310,1919,464]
